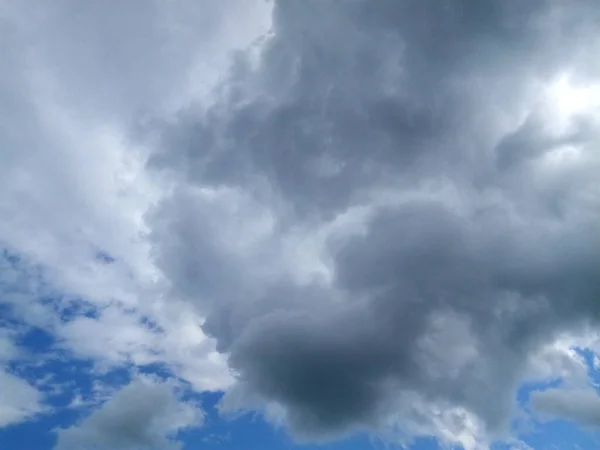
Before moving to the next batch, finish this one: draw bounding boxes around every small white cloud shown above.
[531,387,600,427]
[0,371,45,427]
[0,329,18,362]
[0,327,47,427]
[55,378,202,450]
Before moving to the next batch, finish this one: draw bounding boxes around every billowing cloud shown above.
[530,386,600,430]
[145,0,600,447]
[1,0,600,449]
[54,378,201,450]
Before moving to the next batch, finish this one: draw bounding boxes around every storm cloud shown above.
[145,0,600,446]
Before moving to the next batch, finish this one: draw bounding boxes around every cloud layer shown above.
[1,1,600,449]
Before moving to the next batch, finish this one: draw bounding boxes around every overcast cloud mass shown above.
[1,1,600,449]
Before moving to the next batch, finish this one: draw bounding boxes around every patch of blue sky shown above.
[575,348,600,389]
[94,251,116,264]
[519,419,600,450]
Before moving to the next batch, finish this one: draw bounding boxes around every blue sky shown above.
[2,1,600,449]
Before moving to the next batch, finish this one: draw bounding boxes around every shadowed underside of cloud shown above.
[146,0,600,447]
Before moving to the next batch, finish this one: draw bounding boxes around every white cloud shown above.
[0,371,45,427]
[0,329,18,362]
[531,387,600,428]
[56,303,233,390]
[55,377,202,450]
[0,0,272,395]
[0,327,46,427]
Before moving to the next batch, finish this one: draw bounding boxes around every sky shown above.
[1,1,600,449]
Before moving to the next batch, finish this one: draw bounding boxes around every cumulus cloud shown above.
[1,0,600,449]
[54,378,202,450]
[531,387,600,428]
[145,0,600,446]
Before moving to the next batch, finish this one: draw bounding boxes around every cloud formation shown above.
[531,387,600,428]
[0,0,272,393]
[1,0,599,448]
[0,371,44,427]
[146,0,600,446]
[0,327,45,427]
[55,378,201,450]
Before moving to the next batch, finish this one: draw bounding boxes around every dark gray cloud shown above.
[146,0,600,446]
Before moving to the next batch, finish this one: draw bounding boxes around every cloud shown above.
[531,387,600,428]
[0,371,45,427]
[0,329,45,427]
[0,328,18,362]
[0,0,271,393]
[54,378,202,450]
[1,0,600,448]
[55,303,233,390]
[0,2,272,443]
[145,0,600,446]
